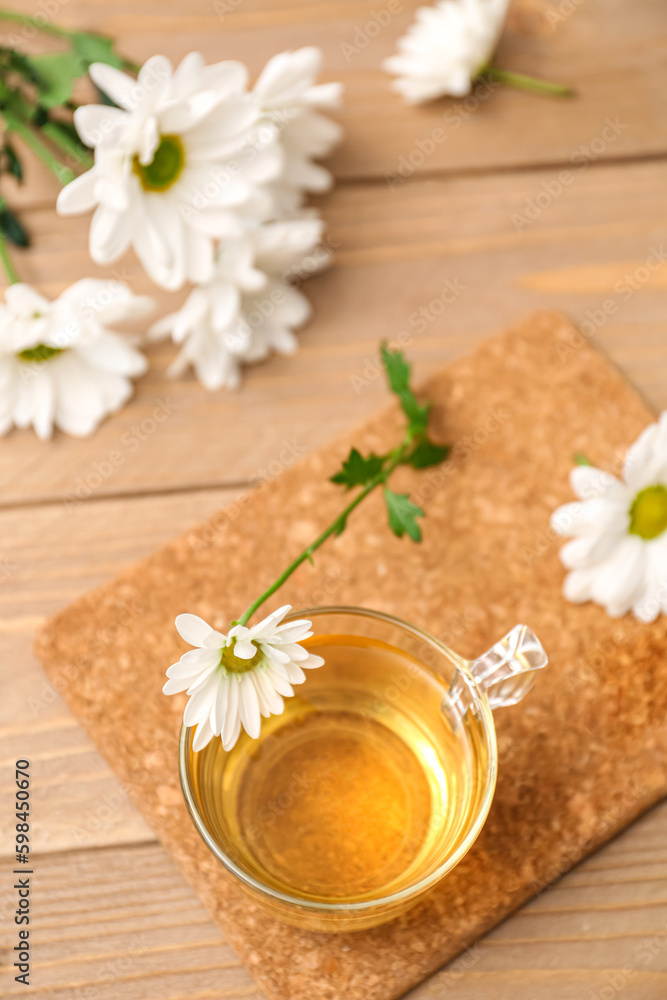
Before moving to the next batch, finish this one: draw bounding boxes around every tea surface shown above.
[190,635,483,903]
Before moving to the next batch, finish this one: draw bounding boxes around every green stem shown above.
[42,121,93,169]
[482,65,574,98]
[0,214,19,285]
[238,440,412,625]
[4,114,75,185]
[0,9,70,37]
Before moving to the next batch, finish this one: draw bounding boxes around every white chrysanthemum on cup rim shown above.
[552,413,667,622]
[163,605,324,751]
[0,280,151,439]
[57,53,282,291]
[150,214,325,389]
[383,0,509,104]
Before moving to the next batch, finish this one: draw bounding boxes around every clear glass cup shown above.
[179,606,547,932]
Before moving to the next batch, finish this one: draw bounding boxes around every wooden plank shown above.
[0,487,241,854]
[2,158,667,505]
[1,0,665,192]
[2,809,667,999]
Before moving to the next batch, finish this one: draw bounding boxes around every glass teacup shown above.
[179,606,547,932]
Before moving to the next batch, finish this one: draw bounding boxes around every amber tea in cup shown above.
[180,607,547,931]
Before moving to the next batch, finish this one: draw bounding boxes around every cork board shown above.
[36,311,667,1000]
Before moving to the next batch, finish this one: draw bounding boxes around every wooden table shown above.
[2,0,667,996]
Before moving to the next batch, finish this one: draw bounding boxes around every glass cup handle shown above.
[467,624,548,709]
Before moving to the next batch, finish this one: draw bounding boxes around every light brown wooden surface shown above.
[1,0,667,996]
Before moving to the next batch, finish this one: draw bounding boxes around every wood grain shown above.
[2,810,667,999]
[2,0,667,996]
[0,488,240,853]
[1,159,666,505]
[1,0,665,188]
[33,313,667,1000]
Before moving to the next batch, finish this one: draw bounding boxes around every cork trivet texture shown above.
[36,311,667,1000]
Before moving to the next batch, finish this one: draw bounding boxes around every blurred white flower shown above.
[254,47,343,214]
[150,215,325,389]
[551,414,667,622]
[57,52,281,290]
[0,280,151,439]
[383,0,509,103]
[163,605,324,751]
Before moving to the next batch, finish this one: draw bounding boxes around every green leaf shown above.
[383,487,424,542]
[331,448,385,489]
[70,31,125,70]
[381,342,411,394]
[333,513,348,536]
[6,51,43,87]
[381,342,430,435]
[3,142,22,183]
[30,51,85,108]
[407,438,451,469]
[399,390,430,436]
[0,206,29,247]
[574,452,591,466]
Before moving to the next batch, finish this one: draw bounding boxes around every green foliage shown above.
[0,18,129,278]
[0,205,28,246]
[30,51,84,107]
[3,141,22,182]
[330,448,384,489]
[70,31,125,69]
[407,438,451,469]
[330,345,450,546]
[381,343,411,395]
[381,342,431,436]
[574,452,591,466]
[383,488,424,542]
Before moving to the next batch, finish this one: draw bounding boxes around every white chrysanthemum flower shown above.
[149,215,324,389]
[0,280,151,439]
[383,0,509,104]
[253,47,343,214]
[163,605,324,751]
[57,53,282,291]
[552,414,667,622]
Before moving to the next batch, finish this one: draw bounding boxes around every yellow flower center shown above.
[221,642,262,674]
[18,344,64,362]
[133,135,185,192]
[629,484,667,540]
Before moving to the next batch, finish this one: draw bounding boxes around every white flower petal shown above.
[563,567,598,604]
[248,604,292,638]
[162,675,191,695]
[165,647,219,679]
[175,613,216,647]
[56,169,99,215]
[73,104,125,147]
[384,0,509,104]
[232,638,257,659]
[89,62,141,110]
[210,675,230,733]
[590,536,646,612]
[282,661,306,685]
[222,713,241,751]
[254,668,284,716]
[261,644,291,664]
[192,717,215,752]
[570,465,624,502]
[238,673,262,738]
[183,673,219,726]
[264,663,294,698]
[302,652,325,670]
[222,676,240,747]
[559,531,622,570]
